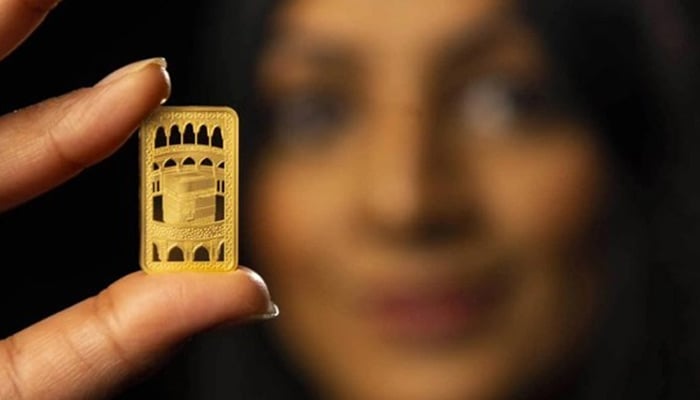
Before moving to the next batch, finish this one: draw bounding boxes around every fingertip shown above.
[234,266,279,319]
[236,266,271,298]
[94,57,171,109]
[108,267,277,331]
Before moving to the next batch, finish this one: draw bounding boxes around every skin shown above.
[252,0,607,399]
[0,1,278,399]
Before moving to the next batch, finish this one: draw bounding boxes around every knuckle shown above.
[43,92,92,169]
[89,287,142,372]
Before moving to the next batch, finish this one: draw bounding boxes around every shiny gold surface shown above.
[139,106,238,273]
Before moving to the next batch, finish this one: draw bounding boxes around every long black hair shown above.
[177,0,700,399]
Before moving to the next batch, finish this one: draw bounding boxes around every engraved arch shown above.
[153,243,161,262]
[197,125,209,145]
[183,157,196,166]
[168,246,185,261]
[153,162,160,171]
[200,158,213,167]
[193,246,210,261]
[183,123,196,144]
[169,125,182,145]
[155,126,168,148]
[217,161,225,169]
[211,127,223,148]
[217,243,225,261]
[164,159,177,168]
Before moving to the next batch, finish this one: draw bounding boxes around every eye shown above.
[450,77,558,137]
[269,91,350,144]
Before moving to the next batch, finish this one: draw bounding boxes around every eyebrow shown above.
[436,18,530,72]
[259,15,540,87]
[261,30,362,73]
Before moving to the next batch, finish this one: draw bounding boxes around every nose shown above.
[362,98,426,224]
[357,91,467,239]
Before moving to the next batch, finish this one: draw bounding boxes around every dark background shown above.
[0,0,210,397]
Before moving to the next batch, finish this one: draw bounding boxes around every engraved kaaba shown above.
[139,106,238,273]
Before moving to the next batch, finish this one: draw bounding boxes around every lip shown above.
[366,273,509,344]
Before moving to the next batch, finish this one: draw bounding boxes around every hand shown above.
[0,1,278,399]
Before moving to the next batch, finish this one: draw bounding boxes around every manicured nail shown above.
[245,303,280,322]
[236,267,280,323]
[96,57,168,88]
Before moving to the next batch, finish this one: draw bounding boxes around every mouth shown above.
[365,269,511,345]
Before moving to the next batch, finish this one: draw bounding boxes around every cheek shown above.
[471,135,604,252]
[463,135,606,391]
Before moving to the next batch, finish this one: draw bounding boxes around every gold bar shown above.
[139,106,238,273]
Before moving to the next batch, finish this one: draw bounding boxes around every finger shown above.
[0,0,62,61]
[0,267,279,400]
[0,57,171,212]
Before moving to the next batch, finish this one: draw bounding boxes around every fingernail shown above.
[95,57,169,92]
[245,303,280,322]
[237,267,280,323]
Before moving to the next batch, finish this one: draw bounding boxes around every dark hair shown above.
[518,1,700,399]
[179,0,700,399]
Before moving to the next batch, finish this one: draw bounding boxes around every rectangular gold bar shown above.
[139,106,238,273]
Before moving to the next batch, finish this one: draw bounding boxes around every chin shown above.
[321,354,531,400]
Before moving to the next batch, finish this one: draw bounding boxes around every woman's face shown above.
[252,0,606,399]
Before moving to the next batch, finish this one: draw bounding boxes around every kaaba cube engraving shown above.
[162,172,216,224]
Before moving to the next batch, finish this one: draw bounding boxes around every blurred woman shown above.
[182,0,700,399]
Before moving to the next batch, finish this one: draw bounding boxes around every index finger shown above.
[0,0,61,61]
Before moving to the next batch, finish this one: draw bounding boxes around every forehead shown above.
[269,0,517,57]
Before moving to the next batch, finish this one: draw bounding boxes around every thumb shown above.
[0,267,278,400]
